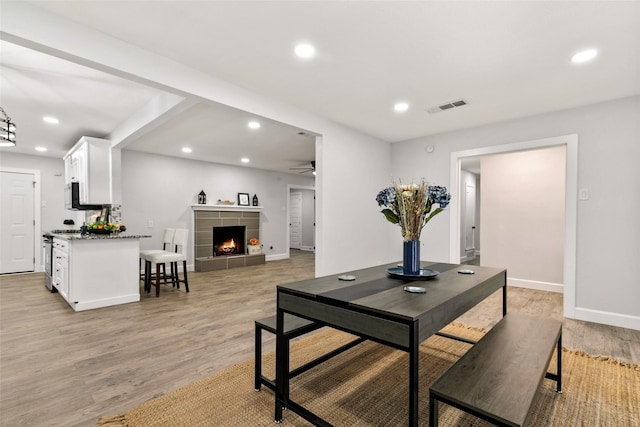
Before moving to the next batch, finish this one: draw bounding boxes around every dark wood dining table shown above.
[274,261,507,426]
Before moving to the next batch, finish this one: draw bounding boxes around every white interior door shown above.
[0,171,35,273]
[289,192,302,249]
[464,183,476,251]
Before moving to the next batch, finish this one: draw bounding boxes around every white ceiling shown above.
[1,1,639,173]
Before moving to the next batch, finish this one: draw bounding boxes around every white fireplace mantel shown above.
[191,204,263,212]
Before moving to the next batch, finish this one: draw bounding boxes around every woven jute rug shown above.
[98,323,640,426]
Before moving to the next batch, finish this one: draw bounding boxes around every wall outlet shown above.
[147,220,154,228]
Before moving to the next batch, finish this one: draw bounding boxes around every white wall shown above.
[1,2,392,277]
[391,95,640,329]
[481,146,566,289]
[121,150,314,265]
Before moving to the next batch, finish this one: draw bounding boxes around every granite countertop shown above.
[51,233,151,240]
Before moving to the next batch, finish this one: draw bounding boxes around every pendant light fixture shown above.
[0,107,16,147]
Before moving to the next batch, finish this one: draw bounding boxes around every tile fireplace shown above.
[193,206,265,271]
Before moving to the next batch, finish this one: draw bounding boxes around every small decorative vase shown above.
[403,240,421,275]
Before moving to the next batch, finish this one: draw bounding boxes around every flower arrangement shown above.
[376,179,451,242]
[249,238,259,246]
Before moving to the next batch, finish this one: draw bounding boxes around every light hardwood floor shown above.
[1,251,638,426]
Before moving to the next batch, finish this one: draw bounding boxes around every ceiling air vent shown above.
[426,99,468,114]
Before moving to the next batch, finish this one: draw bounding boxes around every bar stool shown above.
[139,228,175,291]
[141,228,189,297]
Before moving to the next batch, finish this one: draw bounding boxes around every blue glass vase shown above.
[403,240,421,275]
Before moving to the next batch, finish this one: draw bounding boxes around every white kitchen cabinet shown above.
[63,136,121,205]
[52,238,69,299]
[64,148,81,185]
[51,235,143,311]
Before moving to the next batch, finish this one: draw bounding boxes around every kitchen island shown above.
[51,232,151,311]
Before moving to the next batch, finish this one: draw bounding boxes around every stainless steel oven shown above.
[43,233,56,292]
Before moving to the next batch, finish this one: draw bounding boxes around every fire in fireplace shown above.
[213,226,246,256]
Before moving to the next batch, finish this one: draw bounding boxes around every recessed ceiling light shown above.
[35,146,47,152]
[394,102,409,112]
[248,121,261,129]
[571,49,598,63]
[43,116,59,124]
[181,147,192,153]
[294,43,315,58]
[241,158,250,163]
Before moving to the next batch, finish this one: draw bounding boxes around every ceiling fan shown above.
[290,160,316,175]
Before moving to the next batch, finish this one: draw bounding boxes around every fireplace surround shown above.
[193,206,265,271]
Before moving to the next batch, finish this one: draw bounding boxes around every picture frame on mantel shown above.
[237,193,250,206]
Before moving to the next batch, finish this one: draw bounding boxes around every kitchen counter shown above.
[51,232,151,240]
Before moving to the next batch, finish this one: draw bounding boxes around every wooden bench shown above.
[254,314,365,391]
[429,313,562,427]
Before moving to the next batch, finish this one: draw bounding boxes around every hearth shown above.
[213,226,245,256]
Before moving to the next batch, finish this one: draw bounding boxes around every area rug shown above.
[98,323,640,426]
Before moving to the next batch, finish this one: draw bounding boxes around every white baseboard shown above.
[299,246,314,252]
[573,307,640,331]
[508,277,563,293]
[266,253,289,261]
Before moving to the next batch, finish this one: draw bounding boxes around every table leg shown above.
[254,322,262,391]
[429,392,438,427]
[409,320,419,427]
[275,302,289,423]
[557,331,563,392]
[502,281,507,317]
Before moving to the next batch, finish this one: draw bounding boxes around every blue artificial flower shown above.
[428,186,451,208]
[376,187,397,207]
[376,180,450,239]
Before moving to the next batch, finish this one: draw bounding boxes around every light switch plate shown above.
[579,188,589,200]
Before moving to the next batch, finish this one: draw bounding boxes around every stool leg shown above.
[144,260,151,293]
[160,263,167,284]
[255,323,262,391]
[155,263,161,297]
[182,260,189,292]
[172,262,179,288]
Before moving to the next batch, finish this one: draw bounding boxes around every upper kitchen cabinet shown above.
[64,136,122,206]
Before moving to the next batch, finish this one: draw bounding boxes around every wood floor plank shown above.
[1,251,638,426]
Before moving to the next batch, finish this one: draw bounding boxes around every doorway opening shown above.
[449,134,578,319]
[287,185,316,257]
